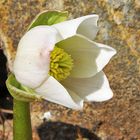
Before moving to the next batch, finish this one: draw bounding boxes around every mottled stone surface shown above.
[0,0,140,139]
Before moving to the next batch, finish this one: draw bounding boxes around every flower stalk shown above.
[13,99,32,140]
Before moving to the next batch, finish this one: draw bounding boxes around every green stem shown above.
[13,99,32,140]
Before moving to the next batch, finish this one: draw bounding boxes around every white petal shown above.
[35,76,83,110]
[52,15,99,40]
[62,71,113,102]
[57,35,116,78]
[41,112,52,120]
[94,42,117,72]
[66,88,84,109]
[14,26,63,88]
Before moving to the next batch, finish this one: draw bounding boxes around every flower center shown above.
[49,46,73,81]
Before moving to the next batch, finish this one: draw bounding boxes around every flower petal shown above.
[57,35,116,78]
[14,26,63,88]
[35,76,83,109]
[62,71,113,102]
[52,15,99,40]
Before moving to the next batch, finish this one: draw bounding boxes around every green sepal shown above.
[6,74,42,102]
[28,10,68,30]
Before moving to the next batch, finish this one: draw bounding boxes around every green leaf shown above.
[6,74,42,102]
[28,10,68,30]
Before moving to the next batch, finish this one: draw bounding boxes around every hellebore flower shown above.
[13,14,116,109]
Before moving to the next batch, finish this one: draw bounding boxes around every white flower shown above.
[13,14,116,110]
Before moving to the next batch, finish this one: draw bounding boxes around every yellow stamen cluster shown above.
[49,47,73,81]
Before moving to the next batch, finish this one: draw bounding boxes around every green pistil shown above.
[50,47,73,81]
